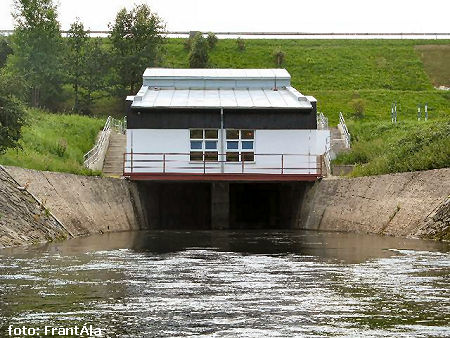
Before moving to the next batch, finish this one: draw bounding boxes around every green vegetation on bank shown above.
[0,109,104,175]
[334,120,450,176]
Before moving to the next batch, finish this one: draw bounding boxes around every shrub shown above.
[0,92,26,154]
[206,32,218,49]
[183,38,191,51]
[189,33,209,68]
[55,138,68,157]
[236,37,245,51]
[273,47,285,66]
[350,98,366,119]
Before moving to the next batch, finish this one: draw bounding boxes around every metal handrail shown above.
[83,116,126,168]
[123,152,324,176]
[338,112,351,148]
[317,112,328,130]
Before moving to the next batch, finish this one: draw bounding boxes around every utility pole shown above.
[425,103,428,121]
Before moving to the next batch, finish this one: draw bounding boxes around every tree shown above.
[66,19,88,113]
[79,38,109,114]
[189,33,208,68]
[0,37,13,68]
[9,0,63,108]
[0,79,26,154]
[109,4,165,94]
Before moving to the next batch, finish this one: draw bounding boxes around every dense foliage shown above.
[8,0,63,108]
[66,19,88,113]
[0,92,26,154]
[109,4,165,94]
[189,33,209,68]
[0,37,13,68]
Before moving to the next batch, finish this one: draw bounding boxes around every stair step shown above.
[102,133,127,174]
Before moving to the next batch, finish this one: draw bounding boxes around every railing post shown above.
[131,150,133,174]
[163,154,166,173]
[281,154,284,174]
[203,155,206,174]
[320,155,323,177]
[123,152,125,176]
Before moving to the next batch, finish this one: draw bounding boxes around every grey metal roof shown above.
[131,68,314,109]
[132,87,311,109]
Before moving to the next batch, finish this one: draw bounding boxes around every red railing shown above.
[123,152,324,178]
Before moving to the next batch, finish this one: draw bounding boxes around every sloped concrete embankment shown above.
[300,168,450,240]
[2,166,147,248]
[0,166,71,248]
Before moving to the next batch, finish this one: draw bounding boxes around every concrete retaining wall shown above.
[1,164,448,248]
[0,167,71,248]
[300,168,450,240]
[4,166,147,244]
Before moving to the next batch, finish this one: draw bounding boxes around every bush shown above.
[55,138,67,157]
[0,79,26,154]
[189,33,209,68]
[236,37,245,51]
[0,37,13,68]
[183,38,191,51]
[350,98,366,119]
[206,32,218,49]
[273,47,285,66]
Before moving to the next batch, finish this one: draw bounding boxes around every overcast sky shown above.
[0,0,449,33]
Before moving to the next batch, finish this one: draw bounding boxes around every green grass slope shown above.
[0,109,104,175]
[335,120,450,176]
[164,39,450,123]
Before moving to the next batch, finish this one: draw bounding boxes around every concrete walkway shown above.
[102,132,126,177]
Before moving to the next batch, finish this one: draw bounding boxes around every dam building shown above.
[124,68,330,229]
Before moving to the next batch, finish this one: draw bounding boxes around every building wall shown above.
[125,129,330,175]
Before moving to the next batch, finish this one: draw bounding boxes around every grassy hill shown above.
[164,39,450,125]
[0,109,104,175]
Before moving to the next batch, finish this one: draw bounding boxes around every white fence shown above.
[317,112,328,130]
[338,112,351,148]
[83,116,126,170]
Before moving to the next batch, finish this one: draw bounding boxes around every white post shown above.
[220,108,225,173]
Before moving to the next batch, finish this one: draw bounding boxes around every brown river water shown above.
[0,230,449,337]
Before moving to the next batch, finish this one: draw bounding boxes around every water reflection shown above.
[0,230,449,337]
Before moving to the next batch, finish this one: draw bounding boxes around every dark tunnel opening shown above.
[136,181,311,230]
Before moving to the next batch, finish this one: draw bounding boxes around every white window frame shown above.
[225,129,255,162]
[190,129,219,162]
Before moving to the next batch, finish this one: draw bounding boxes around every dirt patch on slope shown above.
[415,45,450,87]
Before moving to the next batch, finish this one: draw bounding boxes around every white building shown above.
[124,68,329,182]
